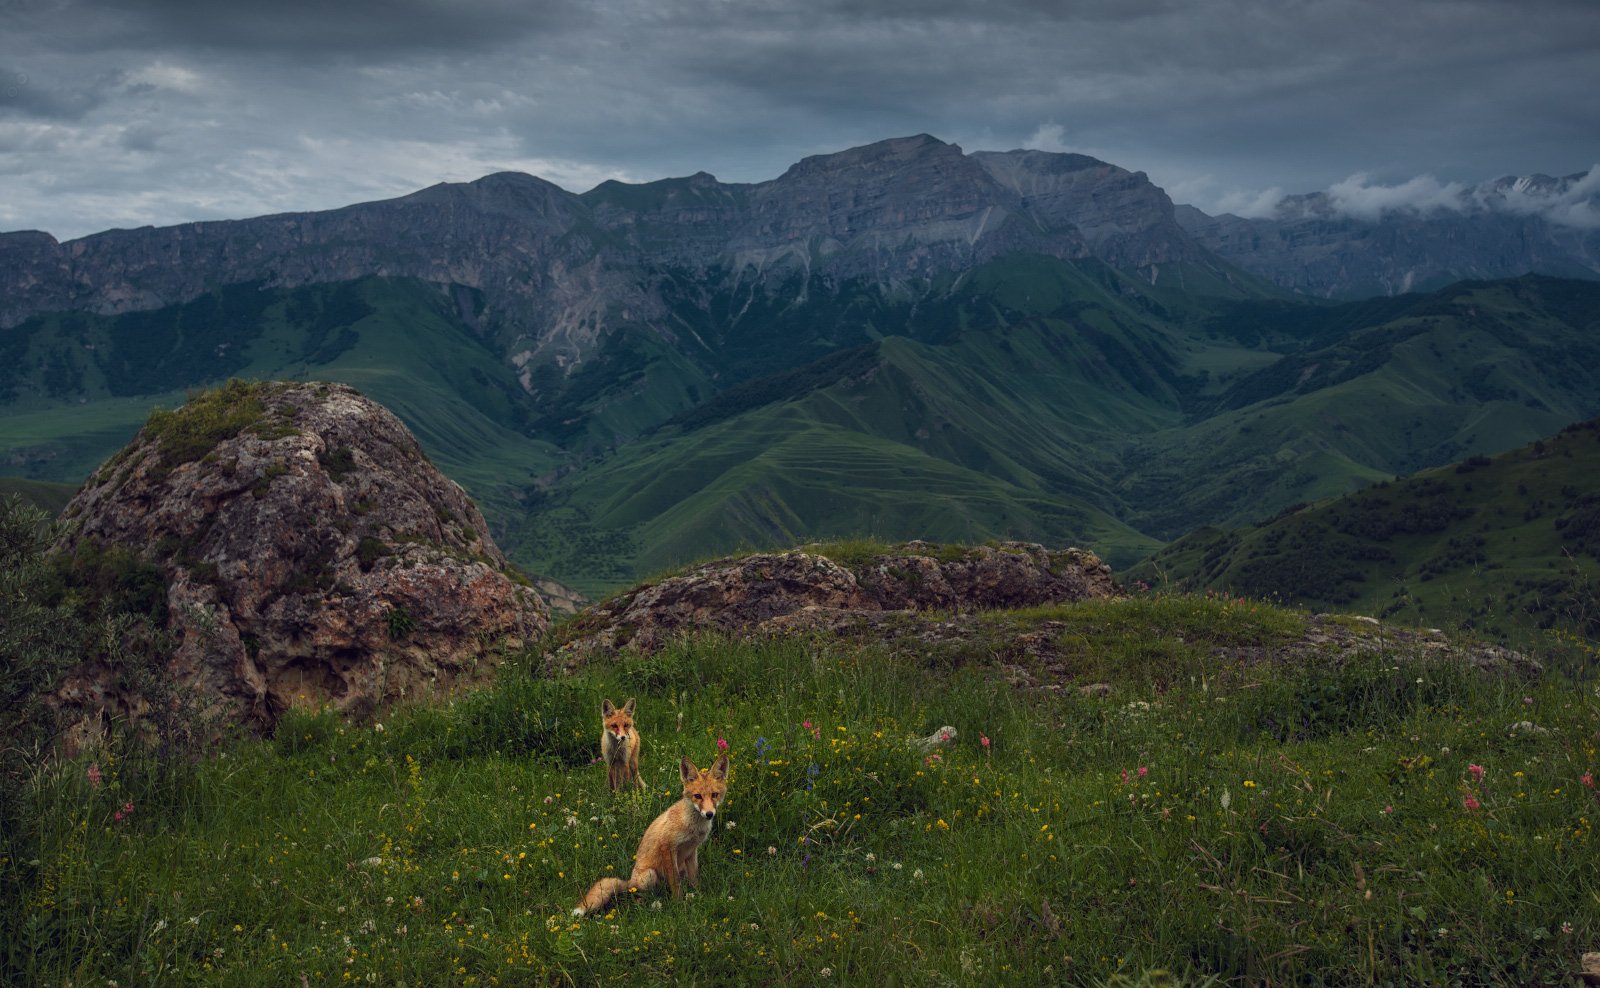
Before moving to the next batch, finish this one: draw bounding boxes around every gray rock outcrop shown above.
[51,380,548,739]
[551,540,1118,662]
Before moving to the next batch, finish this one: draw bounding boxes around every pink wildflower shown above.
[1463,795,1480,811]
[1582,771,1595,790]
[979,733,991,749]
[1120,769,1129,785]
[1468,763,1485,782]
[716,738,729,751]
[802,720,812,730]
[86,763,102,788]
[114,800,134,822]
[1138,766,1149,778]
[1381,805,1394,815]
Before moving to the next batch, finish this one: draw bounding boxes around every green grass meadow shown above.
[6,596,1599,986]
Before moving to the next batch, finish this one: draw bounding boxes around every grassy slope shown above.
[4,266,1599,616]
[7,597,1597,985]
[0,476,77,515]
[1119,277,1600,538]
[1127,420,1600,648]
[0,277,560,539]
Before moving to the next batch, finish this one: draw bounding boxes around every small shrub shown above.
[385,605,415,640]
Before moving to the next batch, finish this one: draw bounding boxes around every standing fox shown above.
[600,697,645,792]
[573,753,730,916]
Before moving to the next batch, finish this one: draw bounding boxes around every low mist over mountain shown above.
[1177,168,1600,299]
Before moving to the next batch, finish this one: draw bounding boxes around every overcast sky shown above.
[3,0,1598,240]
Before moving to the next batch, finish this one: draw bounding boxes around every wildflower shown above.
[802,720,813,730]
[650,901,662,911]
[544,796,553,804]
[755,736,769,758]
[980,734,991,749]
[1562,922,1575,935]
[1138,766,1148,778]
[716,738,729,751]
[1464,796,1480,811]
[114,800,134,822]
[1582,772,1595,790]
[1382,805,1394,815]
[86,763,102,788]
[1523,696,1534,706]
[912,869,924,880]
[767,846,777,856]
[892,862,902,871]
[1469,764,1485,781]
[819,967,833,978]
[1242,780,1256,789]
[374,723,385,733]
[865,852,876,863]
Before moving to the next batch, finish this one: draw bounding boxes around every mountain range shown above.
[3,135,1599,601]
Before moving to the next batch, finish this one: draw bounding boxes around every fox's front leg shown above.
[678,846,700,888]
[663,853,683,899]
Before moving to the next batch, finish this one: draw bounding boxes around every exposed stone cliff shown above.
[51,380,548,739]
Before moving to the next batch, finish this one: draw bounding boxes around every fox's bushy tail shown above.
[572,867,658,917]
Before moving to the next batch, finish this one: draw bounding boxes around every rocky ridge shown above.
[51,380,547,741]
[550,540,1119,664]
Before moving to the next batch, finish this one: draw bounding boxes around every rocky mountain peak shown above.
[774,133,962,181]
[972,148,1204,268]
[51,380,548,741]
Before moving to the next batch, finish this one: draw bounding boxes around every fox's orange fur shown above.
[573,753,730,916]
[600,697,644,792]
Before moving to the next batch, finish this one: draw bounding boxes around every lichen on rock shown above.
[52,380,547,741]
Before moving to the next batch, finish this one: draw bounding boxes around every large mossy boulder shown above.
[53,380,547,738]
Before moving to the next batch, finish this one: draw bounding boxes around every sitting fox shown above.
[600,697,645,792]
[573,753,730,916]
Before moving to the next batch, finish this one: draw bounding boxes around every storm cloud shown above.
[2,0,1597,239]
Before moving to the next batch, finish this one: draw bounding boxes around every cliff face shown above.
[0,137,1225,386]
[51,381,548,738]
[972,150,1207,270]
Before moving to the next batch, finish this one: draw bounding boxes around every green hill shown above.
[0,276,560,538]
[0,477,77,515]
[3,264,1599,610]
[1126,419,1600,647]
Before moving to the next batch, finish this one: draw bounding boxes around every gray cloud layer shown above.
[2,0,1597,239]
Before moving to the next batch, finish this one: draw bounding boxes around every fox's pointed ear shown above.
[622,698,636,716]
[601,698,615,717]
[680,756,698,785]
[710,753,730,781]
